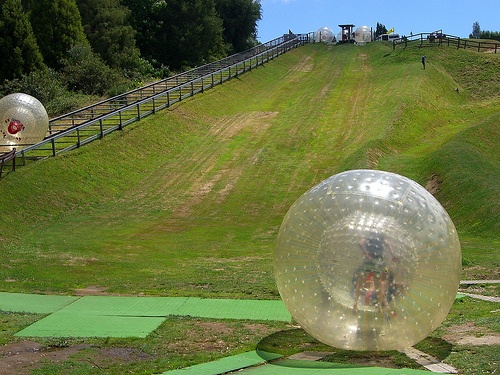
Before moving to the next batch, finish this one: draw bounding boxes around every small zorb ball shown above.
[275,169,461,350]
[315,26,335,43]
[0,93,49,152]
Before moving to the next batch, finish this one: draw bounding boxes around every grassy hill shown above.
[0,40,499,374]
[0,41,498,297]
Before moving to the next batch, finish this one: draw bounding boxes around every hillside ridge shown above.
[0,41,498,295]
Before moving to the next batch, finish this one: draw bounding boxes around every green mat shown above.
[16,310,165,338]
[159,350,282,375]
[241,360,433,374]
[157,351,432,375]
[0,292,78,314]
[54,295,291,321]
[3,293,291,338]
[56,296,192,316]
[4,292,466,339]
[178,298,291,321]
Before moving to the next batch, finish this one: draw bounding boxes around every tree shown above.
[470,21,481,39]
[471,22,481,39]
[76,0,142,73]
[375,22,387,38]
[480,30,500,41]
[215,0,261,53]
[123,0,225,70]
[0,0,45,82]
[60,43,117,95]
[30,0,88,69]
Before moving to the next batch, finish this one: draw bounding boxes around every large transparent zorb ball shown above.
[0,93,49,152]
[275,170,461,350]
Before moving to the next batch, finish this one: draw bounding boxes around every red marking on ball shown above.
[7,120,23,134]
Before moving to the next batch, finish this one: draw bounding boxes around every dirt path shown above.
[0,341,90,375]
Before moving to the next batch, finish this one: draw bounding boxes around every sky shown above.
[256,0,500,42]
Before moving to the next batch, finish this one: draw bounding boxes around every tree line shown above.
[0,0,262,115]
[470,21,500,41]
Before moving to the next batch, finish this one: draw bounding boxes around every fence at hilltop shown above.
[393,31,499,53]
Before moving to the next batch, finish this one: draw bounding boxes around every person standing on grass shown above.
[422,55,426,69]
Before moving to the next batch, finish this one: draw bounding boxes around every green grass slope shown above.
[0,42,498,296]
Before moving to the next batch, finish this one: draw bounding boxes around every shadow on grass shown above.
[255,327,441,370]
[414,336,454,361]
[256,327,329,356]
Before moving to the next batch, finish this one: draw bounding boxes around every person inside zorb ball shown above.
[352,231,400,315]
[275,169,461,351]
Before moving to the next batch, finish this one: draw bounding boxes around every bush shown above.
[60,44,120,96]
[105,82,137,98]
[0,68,62,103]
[0,68,94,117]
